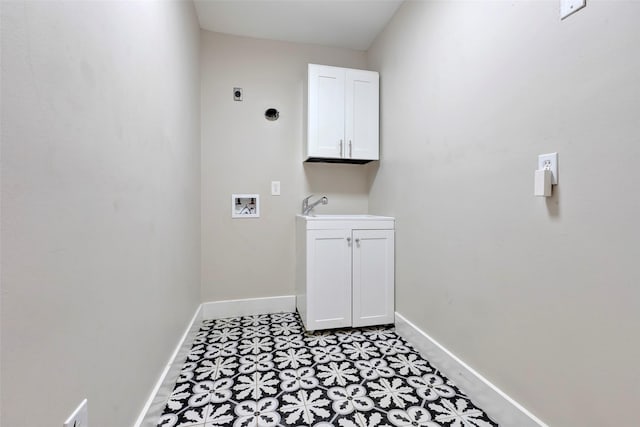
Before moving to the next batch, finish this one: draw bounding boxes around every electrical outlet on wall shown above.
[538,152,558,184]
[233,87,243,101]
[64,399,88,427]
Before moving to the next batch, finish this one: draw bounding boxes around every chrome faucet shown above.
[302,195,328,216]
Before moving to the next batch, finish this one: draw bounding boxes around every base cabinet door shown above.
[351,229,395,327]
[306,229,352,330]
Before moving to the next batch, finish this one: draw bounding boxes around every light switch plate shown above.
[538,152,558,185]
[560,0,586,19]
[271,181,280,196]
[64,399,88,427]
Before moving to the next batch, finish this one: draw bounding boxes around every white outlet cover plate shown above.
[560,0,586,19]
[538,152,558,185]
[64,398,88,427]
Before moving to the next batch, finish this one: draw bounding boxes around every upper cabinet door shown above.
[345,69,379,161]
[308,64,345,159]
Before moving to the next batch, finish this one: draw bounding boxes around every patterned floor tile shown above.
[157,312,498,427]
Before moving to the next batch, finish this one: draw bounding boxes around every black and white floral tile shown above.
[157,312,498,427]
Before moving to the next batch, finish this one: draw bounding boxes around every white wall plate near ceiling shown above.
[561,0,586,20]
[64,399,88,427]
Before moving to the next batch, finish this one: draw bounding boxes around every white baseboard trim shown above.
[134,304,203,427]
[394,312,548,427]
[201,295,296,320]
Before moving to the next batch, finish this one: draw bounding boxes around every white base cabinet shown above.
[296,215,395,331]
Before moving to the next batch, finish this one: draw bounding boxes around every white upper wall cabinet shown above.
[306,64,379,164]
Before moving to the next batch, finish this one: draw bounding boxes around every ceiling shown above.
[193,0,404,51]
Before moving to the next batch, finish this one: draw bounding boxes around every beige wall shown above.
[0,2,201,426]
[367,1,640,426]
[200,31,372,302]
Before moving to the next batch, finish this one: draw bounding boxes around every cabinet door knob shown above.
[346,237,351,245]
[355,238,360,247]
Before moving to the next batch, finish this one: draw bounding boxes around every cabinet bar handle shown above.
[349,140,352,158]
[340,140,343,157]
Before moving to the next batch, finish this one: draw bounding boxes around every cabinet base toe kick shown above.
[299,315,396,334]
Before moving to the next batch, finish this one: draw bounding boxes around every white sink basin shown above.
[297,214,394,230]
[298,214,394,220]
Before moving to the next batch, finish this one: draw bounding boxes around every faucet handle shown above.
[302,195,314,215]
